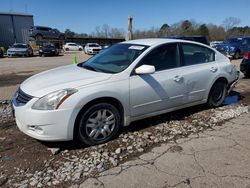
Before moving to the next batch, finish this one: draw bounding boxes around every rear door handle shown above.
[210,67,218,72]
[173,75,183,82]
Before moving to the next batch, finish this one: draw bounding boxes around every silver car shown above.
[12,39,239,145]
[7,43,33,57]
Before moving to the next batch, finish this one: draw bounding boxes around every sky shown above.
[1,0,250,34]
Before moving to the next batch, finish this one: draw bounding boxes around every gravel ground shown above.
[0,100,248,187]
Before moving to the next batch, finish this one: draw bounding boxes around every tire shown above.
[76,103,121,145]
[244,73,250,78]
[29,51,33,57]
[234,51,240,59]
[207,81,227,108]
[79,48,82,51]
[65,48,69,51]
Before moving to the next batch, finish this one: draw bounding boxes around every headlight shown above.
[32,89,77,110]
[52,50,55,52]
[39,50,42,52]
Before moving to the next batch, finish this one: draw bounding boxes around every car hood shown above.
[8,48,27,52]
[20,65,112,97]
[41,47,55,51]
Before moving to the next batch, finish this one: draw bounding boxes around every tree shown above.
[109,28,125,38]
[207,24,226,41]
[102,24,110,38]
[197,24,209,37]
[64,29,75,38]
[159,23,170,37]
[223,17,241,31]
[180,20,194,35]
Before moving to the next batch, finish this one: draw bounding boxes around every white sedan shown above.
[63,43,83,51]
[84,43,102,55]
[12,38,240,145]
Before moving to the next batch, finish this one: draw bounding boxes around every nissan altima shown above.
[12,39,240,145]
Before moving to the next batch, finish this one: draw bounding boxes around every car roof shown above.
[121,38,207,47]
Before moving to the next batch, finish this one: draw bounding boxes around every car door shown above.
[178,42,218,104]
[129,43,186,117]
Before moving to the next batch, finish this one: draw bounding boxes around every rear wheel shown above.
[76,103,121,145]
[207,81,227,107]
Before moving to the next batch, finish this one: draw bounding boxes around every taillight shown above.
[243,52,250,60]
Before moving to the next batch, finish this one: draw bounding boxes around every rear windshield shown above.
[89,44,100,47]
[12,44,27,48]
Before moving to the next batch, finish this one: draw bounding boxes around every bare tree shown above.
[91,24,125,38]
[223,17,241,31]
[207,24,226,41]
[102,24,110,38]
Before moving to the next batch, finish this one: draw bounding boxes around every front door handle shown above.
[173,75,183,82]
[210,67,218,72]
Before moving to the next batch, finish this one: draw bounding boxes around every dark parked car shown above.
[7,43,33,57]
[214,37,250,59]
[0,48,3,58]
[166,36,209,45]
[240,52,250,77]
[39,44,59,56]
[29,26,65,41]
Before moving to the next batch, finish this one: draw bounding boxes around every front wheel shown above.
[207,81,227,108]
[76,103,121,145]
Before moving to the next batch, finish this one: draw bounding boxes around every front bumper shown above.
[7,51,27,56]
[87,50,101,55]
[12,98,75,141]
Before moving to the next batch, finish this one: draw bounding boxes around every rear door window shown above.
[181,43,215,66]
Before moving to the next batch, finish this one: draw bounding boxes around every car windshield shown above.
[224,38,242,44]
[79,43,149,73]
[89,44,100,47]
[12,44,27,48]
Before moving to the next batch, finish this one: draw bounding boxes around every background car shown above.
[0,47,3,58]
[29,26,65,41]
[12,39,239,146]
[39,44,59,56]
[214,37,250,59]
[63,43,83,51]
[210,41,223,48]
[7,43,33,57]
[84,43,102,55]
[240,52,250,77]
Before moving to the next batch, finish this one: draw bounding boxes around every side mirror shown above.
[135,65,155,75]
